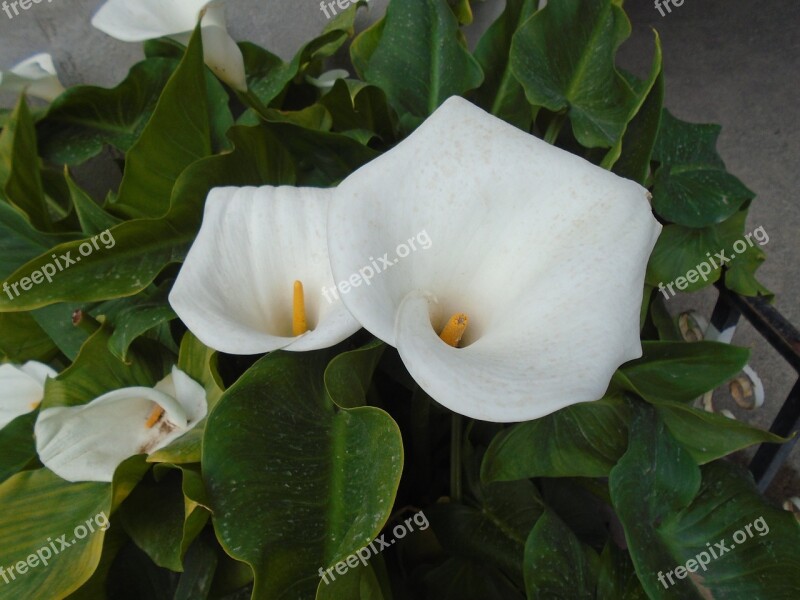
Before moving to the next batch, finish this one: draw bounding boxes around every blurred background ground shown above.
[1,0,798,499]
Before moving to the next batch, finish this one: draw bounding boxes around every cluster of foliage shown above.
[0,0,796,598]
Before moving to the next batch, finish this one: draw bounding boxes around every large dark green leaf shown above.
[427,480,543,589]
[202,351,403,598]
[360,0,484,123]
[510,0,635,147]
[617,341,749,404]
[610,402,800,599]
[36,58,177,165]
[481,394,629,482]
[473,0,539,130]
[0,312,57,362]
[523,510,599,599]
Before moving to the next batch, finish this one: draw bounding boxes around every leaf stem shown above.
[450,412,463,502]
[544,113,566,145]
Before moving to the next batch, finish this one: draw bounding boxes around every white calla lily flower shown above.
[92,0,247,91]
[0,53,65,102]
[35,367,207,483]
[328,97,662,423]
[169,186,361,355]
[0,361,57,429]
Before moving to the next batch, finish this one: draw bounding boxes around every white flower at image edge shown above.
[327,97,662,423]
[35,367,207,483]
[169,186,360,354]
[92,0,246,91]
[0,53,65,102]
[0,361,57,430]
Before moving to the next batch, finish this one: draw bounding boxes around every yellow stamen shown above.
[145,405,165,429]
[293,280,308,336]
[30,401,40,410]
[439,313,468,348]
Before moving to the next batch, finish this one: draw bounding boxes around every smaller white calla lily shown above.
[0,361,57,429]
[35,367,207,483]
[0,53,65,102]
[169,186,360,355]
[92,0,247,91]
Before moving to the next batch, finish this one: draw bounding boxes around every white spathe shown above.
[328,96,662,423]
[0,361,57,429]
[169,186,361,355]
[35,367,207,483]
[92,0,247,91]
[0,54,65,102]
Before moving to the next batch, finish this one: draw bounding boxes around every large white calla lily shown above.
[328,97,662,423]
[169,186,360,355]
[92,0,247,91]
[0,361,57,429]
[0,53,65,102]
[35,367,206,483]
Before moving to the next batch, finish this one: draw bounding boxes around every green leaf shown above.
[315,559,387,600]
[0,312,57,362]
[596,543,648,600]
[319,79,396,142]
[511,0,635,147]
[655,400,786,463]
[350,18,386,80]
[65,170,122,236]
[617,341,749,404]
[610,402,800,599]
[202,351,403,598]
[29,302,88,360]
[652,110,724,168]
[0,201,76,281]
[36,58,178,165]
[427,480,543,589]
[418,557,524,600]
[725,243,772,297]
[264,121,377,186]
[481,394,630,482]
[324,339,385,409]
[360,0,484,122]
[523,510,599,599]
[0,123,294,311]
[0,96,51,231]
[604,33,664,179]
[473,0,540,130]
[0,459,147,599]
[0,412,37,485]
[173,536,218,600]
[652,164,754,228]
[118,467,209,572]
[651,110,753,228]
[112,27,213,219]
[106,282,177,363]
